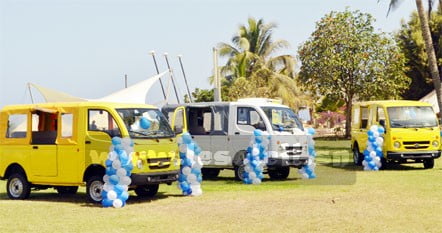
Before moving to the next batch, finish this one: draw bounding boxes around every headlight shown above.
[432,140,439,148]
[393,141,401,149]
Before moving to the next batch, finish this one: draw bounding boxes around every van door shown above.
[171,106,187,135]
[356,106,370,151]
[56,108,81,183]
[85,109,122,166]
[30,110,58,177]
[210,105,231,167]
[186,107,212,163]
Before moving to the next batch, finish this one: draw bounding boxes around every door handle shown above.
[235,132,240,135]
[32,146,38,149]
[85,141,91,144]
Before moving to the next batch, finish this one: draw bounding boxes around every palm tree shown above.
[217,17,309,109]
[389,0,442,117]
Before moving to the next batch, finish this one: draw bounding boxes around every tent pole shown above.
[164,53,180,104]
[149,51,167,100]
[28,83,35,104]
[177,55,193,103]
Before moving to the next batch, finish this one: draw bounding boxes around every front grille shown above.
[403,141,430,150]
[148,158,171,169]
[286,146,302,155]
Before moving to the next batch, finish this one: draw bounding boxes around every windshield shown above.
[387,106,438,128]
[116,108,174,138]
[262,107,304,131]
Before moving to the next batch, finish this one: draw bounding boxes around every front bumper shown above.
[131,170,179,185]
[267,157,309,168]
[387,151,441,160]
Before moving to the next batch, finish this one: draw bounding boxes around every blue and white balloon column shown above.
[298,128,317,179]
[178,132,203,196]
[102,137,134,208]
[243,130,269,185]
[362,125,385,171]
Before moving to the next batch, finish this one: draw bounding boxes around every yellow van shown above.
[351,100,441,169]
[0,102,181,202]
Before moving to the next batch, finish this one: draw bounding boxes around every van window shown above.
[212,106,229,134]
[117,108,174,138]
[352,106,360,126]
[88,109,121,137]
[31,111,58,144]
[237,107,266,131]
[6,114,27,138]
[188,107,211,135]
[61,113,73,138]
[377,108,385,122]
[361,107,369,129]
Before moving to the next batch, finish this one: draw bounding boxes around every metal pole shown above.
[28,83,35,104]
[149,50,167,100]
[124,74,128,88]
[213,48,221,102]
[177,55,193,103]
[163,53,180,103]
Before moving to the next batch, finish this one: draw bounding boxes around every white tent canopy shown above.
[29,71,168,104]
[420,90,439,113]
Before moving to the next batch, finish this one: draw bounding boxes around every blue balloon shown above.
[119,191,129,202]
[114,185,124,195]
[114,144,124,153]
[191,168,201,176]
[182,133,192,144]
[363,150,370,156]
[367,130,374,136]
[378,127,385,134]
[109,175,119,185]
[368,136,375,142]
[368,161,376,169]
[307,128,316,135]
[242,172,249,179]
[139,117,151,129]
[309,173,317,179]
[371,142,378,148]
[194,145,202,155]
[178,174,187,182]
[112,137,122,145]
[187,143,195,152]
[102,198,113,207]
[179,152,186,159]
[105,159,112,167]
[253,130,263,137]
[179,181,189,191]
[246,147,252,154]
[255,136,263,143]
[243,178,250,184]
[364,155,372,161]
[101,190,108,199]
[106,167,116,176]
[197,174,203,183]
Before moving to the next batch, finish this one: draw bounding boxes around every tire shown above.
[268,167,290,180]
[353,144,363,166]
[234,151,246,181]
[86,176,104,203]
[423,159,434,169]
[234,164,245,181]
[56,186,79,195]
[201,168,220,179]
[7,173,31,200]
[134,184,159,197]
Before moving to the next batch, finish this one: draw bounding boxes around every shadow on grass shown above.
[0,190,184,207]
[320,161,427,171]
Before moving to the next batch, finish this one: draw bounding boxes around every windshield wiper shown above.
[128,130,150,136]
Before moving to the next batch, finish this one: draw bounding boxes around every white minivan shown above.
[162,98,309,180]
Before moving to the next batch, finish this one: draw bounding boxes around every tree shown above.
[389,0,442,116]
[396,9,442,100]
[216,17,311,109]
[298,9,409,137]
[185,88,214,103]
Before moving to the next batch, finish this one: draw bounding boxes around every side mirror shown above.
[174,126,183,135]
[256,121,266,131]
[379,119,385,128]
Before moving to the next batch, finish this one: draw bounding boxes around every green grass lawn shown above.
[1,139,442,232]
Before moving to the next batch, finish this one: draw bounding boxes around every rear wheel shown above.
[201,168,220,179]
[135,184,159,197]
[56,186,78,195]
[353,144,363,166]
[268,167,290,180]
[234,165,245,181]
[423,159,434,169]
[7,173,31,200]
[86,176,103,203]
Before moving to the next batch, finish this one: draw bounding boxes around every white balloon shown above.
[370,125,379,132]
[120,176,131,186]
[252,178,261,185]
[243,158,249,165]
[117,168,126,177]
[369,151,377,157]
[252,147,260,156]
[302,173,309,179]
[103,175,110,183]
[192,160,202,169]
[182,167,191,175]
[375,161,381,167]
[363,166,370,171]
[103,183,114,192]
[107,190,117,200]
[362,160,368,166]
[108,151,117,161]
[190,185,202,196]
[187,173,197,183]
[122,137,132,147]
[179,144,188,153]
[376,137,384,145]
[249,172,257,179]
[373,131,380,138]
[113,199,123,208]
[374,157,381,162]
[112,160,121,169]
[177,137,183,144]
[244,165,252,173]
[186,150,195,160]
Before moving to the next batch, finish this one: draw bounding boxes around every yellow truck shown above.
[0,102,181,202]
[351,100,441,169]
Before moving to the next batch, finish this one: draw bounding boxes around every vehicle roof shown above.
[353,100,433,107]
[163,101,289,109]
[1,102,158,111]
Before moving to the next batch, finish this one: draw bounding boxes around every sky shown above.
[0,0,417,109]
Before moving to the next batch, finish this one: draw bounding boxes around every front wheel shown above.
[423,159,434,169]
[268,167,290,180]
[86,176,104,203]
[7,173,31,200]
[135,184,159,197]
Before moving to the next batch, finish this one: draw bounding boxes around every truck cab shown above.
[162,98,309,180]
[0,102,181,202]
[351,100,441,169]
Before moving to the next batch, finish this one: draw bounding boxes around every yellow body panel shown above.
[351,100,440,156]
[0,102,180,186]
